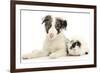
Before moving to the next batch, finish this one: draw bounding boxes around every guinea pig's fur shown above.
[67,37,88,56]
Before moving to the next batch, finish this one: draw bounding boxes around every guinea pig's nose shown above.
[49,33,54,38]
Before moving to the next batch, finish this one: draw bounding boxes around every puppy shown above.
[22,15,68,59]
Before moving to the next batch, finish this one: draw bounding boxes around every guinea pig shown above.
[67,37,88,56]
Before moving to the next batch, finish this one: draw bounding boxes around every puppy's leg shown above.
[22,50,49,59]
[49,49,66,59]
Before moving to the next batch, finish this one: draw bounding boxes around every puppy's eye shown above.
[48,24,52,28]
[46,24,51,29]
[55,24,61,29]
[56,26,59,29]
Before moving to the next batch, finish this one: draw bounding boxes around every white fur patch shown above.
[47,17,57,40]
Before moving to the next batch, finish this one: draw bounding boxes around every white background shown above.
[0,0,100,73]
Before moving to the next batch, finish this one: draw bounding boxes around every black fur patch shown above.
[70,41,81,49]
[42,15,52,33]
[55,18,67,34]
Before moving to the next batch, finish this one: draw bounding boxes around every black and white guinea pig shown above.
[67,37,88,56]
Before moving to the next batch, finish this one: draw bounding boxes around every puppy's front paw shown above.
[22,53,33,59]
[49,54,57,59]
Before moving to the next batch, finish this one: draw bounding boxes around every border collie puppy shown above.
[23,15,69,59]
[67,37,88,56]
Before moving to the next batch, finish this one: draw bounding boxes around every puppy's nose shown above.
[49,33,54,38]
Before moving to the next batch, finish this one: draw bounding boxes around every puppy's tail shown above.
[65,38,70,56]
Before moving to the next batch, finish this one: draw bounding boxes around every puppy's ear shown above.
[42,17,46,24]
[62,20,67,29]
[42,15,51,24]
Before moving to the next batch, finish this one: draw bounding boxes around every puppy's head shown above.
[42,15,67,40]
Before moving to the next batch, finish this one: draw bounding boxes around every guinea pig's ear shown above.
[62,20,67,30]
